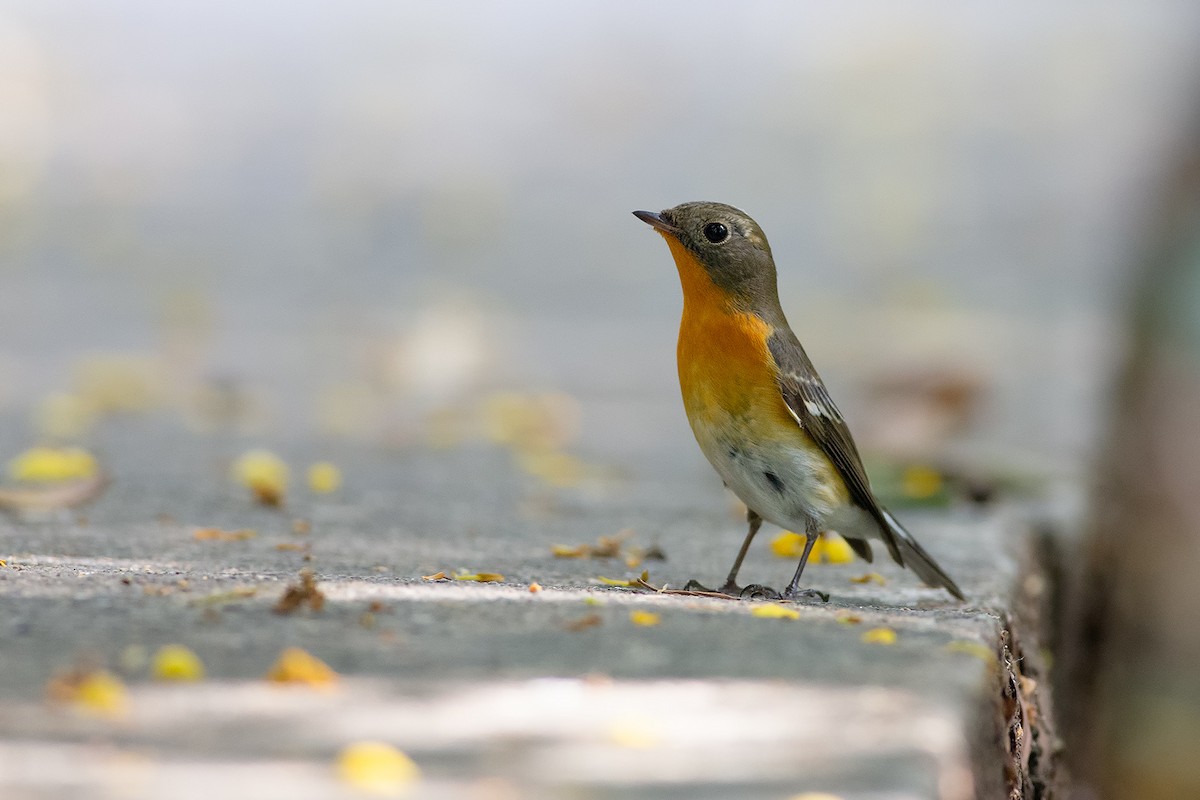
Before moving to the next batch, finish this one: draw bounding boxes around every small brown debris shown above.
[275,542,309,552]
[528,582,542,593]
[367,600,387,613]
[564,613,603,632]
[273,568,325,615]
[421,571,448,581]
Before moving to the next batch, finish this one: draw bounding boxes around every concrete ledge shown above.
[0,419,1062,799]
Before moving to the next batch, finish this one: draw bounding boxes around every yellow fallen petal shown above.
[266,647,339,687]
[152,644,205,682]
[8,446,98,482]
[770,531,806,559]
[751,604,800,620]
[551,544,589,558]
[231,449,288,503]
[902,463,944,500]
[819,532,855,564]
[336,741,419,795]
[307,462,342,493]
[595,576,631,587]
[945,640,994,662]
[849,572,886,585]
[862,627,897,645]
[70,671,129,717]
[629,610,661,627]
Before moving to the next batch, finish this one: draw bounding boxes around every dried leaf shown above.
[273,568,325,614]
[193,527,257,542]
[266,646,338,687]
[421,571,448,581]
[453,571,504,583]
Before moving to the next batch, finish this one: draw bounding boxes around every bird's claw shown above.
[782,586,830,603]
[738,583,782,600]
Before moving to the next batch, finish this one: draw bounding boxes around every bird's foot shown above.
[781,586,830,603]
[737,583,782,600]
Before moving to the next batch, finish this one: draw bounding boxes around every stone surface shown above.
[0,412,1046,799]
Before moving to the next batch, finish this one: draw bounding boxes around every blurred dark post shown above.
[1062,112,1200,798]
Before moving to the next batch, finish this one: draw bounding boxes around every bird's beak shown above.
[633,209,680,236]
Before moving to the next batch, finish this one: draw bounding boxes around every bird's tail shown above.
[881,508,965,600]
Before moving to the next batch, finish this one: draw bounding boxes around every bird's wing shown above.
[766,329,903,564]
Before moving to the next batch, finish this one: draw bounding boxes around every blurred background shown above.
[2,1,1198,474]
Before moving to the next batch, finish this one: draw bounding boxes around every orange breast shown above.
[665,236,794,437]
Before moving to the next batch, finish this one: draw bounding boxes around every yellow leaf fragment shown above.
[152,644,205,682]
[421,571,448,581]
[8,446,98,482]
[862,627,897,645]
[945,640,994,662]
[551,544,588,558]
[629,610,661,627]
[336,740,419,795]
[902,463,944,500]
[193,527,257,542]
[453,571,504,583]
[307,461,342,494]
[835,613,863,625]
[231,449,288,506]
[751,604,800,620]
[267,647,339,687]
[770,531,806,558]
[47,669,129,718]
[850,572,886,585]
[595,576,631,587]
[819,532,855,564]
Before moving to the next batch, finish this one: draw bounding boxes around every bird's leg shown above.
[719,509,762,595]
[781,524,830,603]
[684,509,771,597]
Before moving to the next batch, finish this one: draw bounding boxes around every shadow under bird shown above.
[634,201,965,602]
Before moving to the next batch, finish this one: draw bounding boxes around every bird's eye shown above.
[702,222,729,244]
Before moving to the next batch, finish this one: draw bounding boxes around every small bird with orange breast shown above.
[634,201,964,601]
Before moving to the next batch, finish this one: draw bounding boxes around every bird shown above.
[633,201,965,601]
